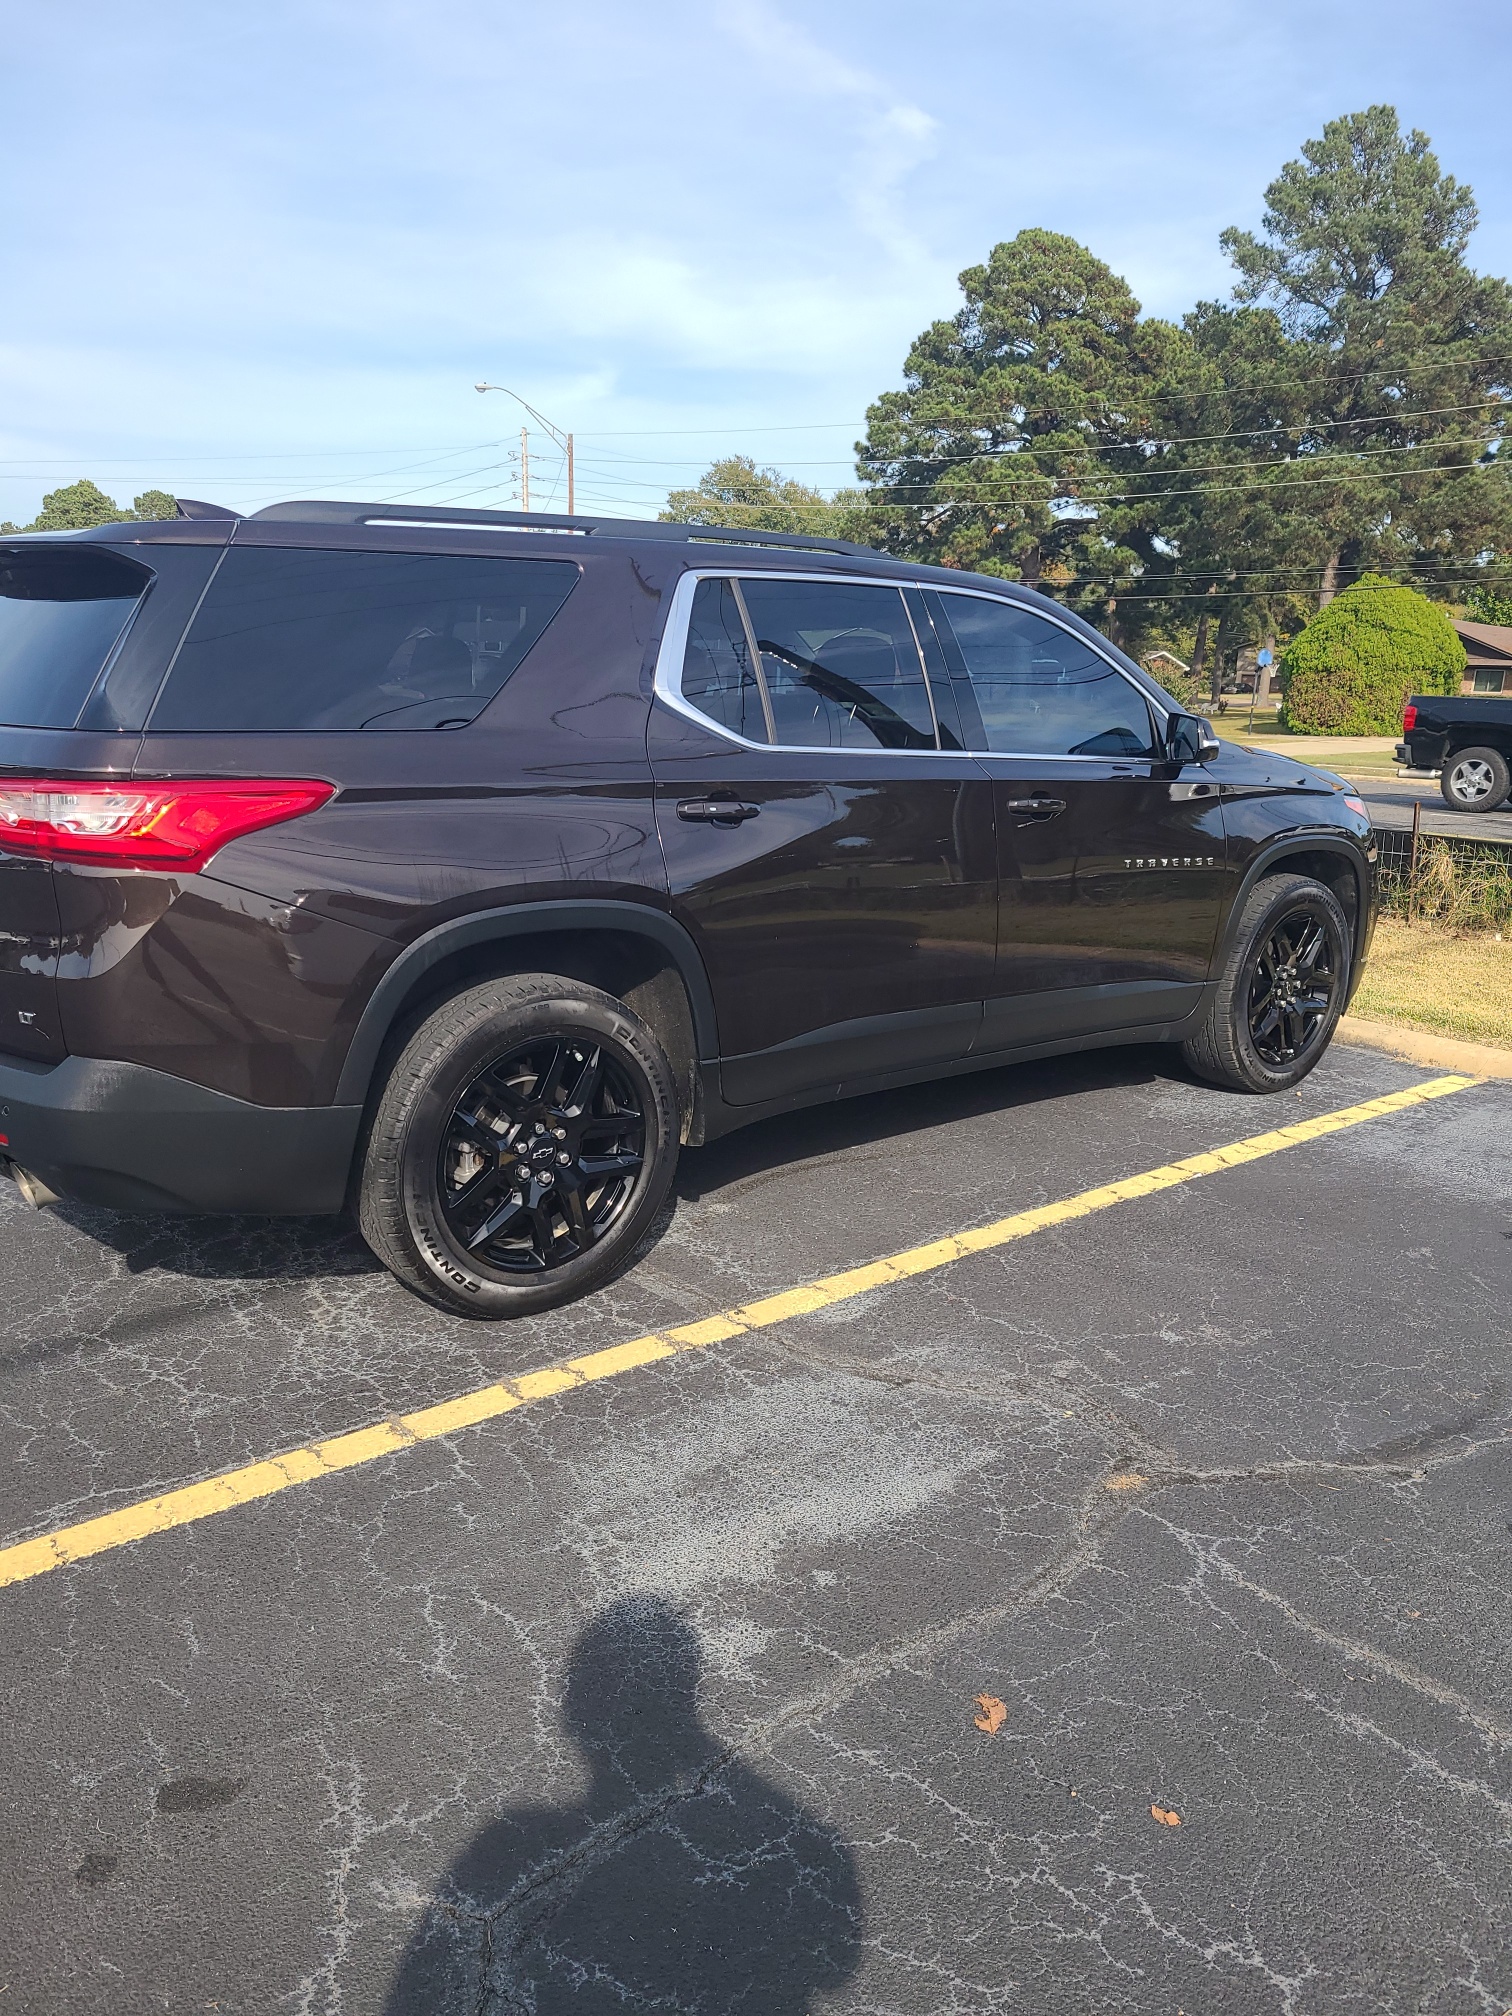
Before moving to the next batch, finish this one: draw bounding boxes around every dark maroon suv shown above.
[0,499,1376,1315]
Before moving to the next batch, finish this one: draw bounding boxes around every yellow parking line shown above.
[0,1073,1476,1592]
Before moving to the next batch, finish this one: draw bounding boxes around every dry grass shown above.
[1382,838,1512,934]
[1353,918,1512,1049]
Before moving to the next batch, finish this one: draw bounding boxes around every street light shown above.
[474,383,574,515]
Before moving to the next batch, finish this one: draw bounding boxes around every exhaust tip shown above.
[10,1165,61,1210]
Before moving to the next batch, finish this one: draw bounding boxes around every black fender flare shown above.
[1216,830,1375,978]
[334,899,720,1107]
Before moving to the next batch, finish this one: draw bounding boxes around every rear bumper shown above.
[1400,731,1448,771]
[0,1052,360,1215]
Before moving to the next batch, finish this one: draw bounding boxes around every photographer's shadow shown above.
[386,1595,862,2013]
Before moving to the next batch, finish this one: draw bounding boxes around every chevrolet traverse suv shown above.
[0,500,1376,1316]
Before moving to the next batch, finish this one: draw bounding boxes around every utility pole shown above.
[520,427,529,511]
[476,383,574,515]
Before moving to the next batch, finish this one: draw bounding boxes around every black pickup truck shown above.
[1397,694,1512,812]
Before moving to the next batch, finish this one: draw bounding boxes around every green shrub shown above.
[1279,575,1464,733]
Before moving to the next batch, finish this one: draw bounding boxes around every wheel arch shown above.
[1219,836,1373,998]
[1445,729,1512,760]
[336,901,719,1144]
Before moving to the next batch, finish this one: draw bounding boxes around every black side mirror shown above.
[1166,713,1220,766]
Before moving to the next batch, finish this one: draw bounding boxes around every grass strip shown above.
[1354,919,1512,1049]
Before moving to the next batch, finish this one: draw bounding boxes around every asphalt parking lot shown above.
[2,1037,1510,2014]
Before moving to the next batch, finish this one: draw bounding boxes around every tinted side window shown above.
[0,546,149,729]
[680,578,768,741]
[932,593,1156,757]
[151,547,578,731]
[738,578,936,750]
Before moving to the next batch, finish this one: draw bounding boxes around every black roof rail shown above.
[246,498,876,558]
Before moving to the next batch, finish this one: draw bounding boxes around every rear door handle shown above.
[675,797,761,825]
[1004,795,1067,821]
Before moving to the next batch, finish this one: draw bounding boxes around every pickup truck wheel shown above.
[358,974,679,1318]
[1182,874,1350,1094]
[1440,746,1511,813]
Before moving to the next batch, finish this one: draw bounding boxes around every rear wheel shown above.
[1440,746,1511,814]
[1182,873,1350,1094]
[358,974,680,1317]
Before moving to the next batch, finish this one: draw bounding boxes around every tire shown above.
[358,973,680,1318]
[1439,746,1511,814]
[1182,873,1351,1094]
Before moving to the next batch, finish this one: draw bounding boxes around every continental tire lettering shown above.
[418,1219,482,1293]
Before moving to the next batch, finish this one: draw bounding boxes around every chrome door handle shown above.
[675,797,761,825]
[1004,795,1067,820]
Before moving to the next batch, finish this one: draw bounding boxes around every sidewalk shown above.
[1225,734,1399,757]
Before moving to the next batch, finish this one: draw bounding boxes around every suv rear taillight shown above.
[0,779,334,871]
[1402,703,1418,734]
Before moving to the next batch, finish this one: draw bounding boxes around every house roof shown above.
[1452,619,1512,664]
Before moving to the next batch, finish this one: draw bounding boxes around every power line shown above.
[576,347,1512,439]
[857,403,1508,465]
[570,435,1505,503]
[552,397,1509,475]
[618,457,1502,517]
[1037,346,1512,411]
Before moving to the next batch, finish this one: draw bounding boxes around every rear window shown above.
[0,546,150,729]
[150,546,579,732]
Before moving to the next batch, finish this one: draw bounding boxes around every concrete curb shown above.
[1337,1015,1512,1079]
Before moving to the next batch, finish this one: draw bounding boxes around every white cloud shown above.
[716,0,883,97]
[715,0,942,267]
[0,0,1507,526]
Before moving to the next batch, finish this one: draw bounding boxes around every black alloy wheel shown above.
[438,1036,645,1273]
[1182,872,1351,1094]
[1244,907,1339,1068]
[358,973,680,1317]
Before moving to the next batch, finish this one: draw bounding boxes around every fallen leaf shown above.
[1150,1804,1182,1827]
[1105,1472,1146,1492]
[973,1693,1007,1734]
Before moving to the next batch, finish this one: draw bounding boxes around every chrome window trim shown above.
[652,567,1170,759]
[726,576,776,744]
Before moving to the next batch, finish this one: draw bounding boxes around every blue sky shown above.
[6,0,1511,525]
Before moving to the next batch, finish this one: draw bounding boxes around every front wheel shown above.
[358,974,680,1317]
[1182,874,1351,1094]
[1440,746,1511,814]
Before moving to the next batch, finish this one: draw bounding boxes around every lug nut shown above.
[557,1151,571,1164]
[553,1127,567,1140]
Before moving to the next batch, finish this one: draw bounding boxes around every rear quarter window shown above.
[149,546,579,731]
[0,546,150,729]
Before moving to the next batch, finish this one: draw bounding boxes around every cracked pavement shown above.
[2,1039,1510,2012]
